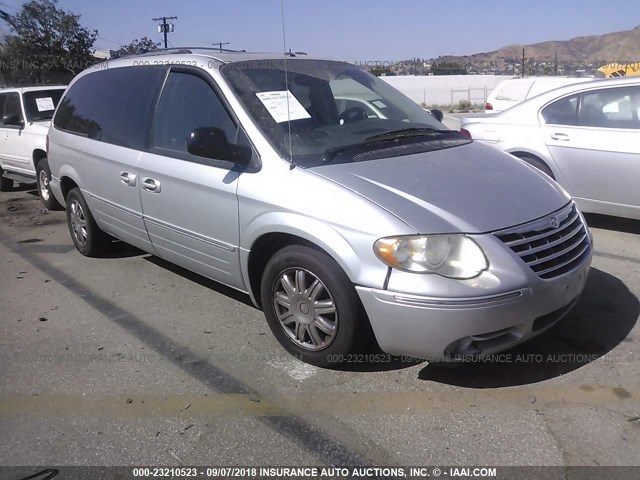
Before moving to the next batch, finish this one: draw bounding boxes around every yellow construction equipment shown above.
[596,62,640,78]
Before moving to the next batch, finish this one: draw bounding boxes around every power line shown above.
[152,16,177,49]
[97,36,125,45]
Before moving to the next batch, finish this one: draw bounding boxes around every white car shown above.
[0,85,67,209]
[462,77,640,220]
[485,77,593,113]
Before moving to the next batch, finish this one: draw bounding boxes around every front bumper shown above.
[356,250,591,360]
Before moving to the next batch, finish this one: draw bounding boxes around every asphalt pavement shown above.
[1,185,639,467]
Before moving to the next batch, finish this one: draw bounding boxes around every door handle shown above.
[550,133,570,141]
[141,177,161,193]
[120,171,137,186]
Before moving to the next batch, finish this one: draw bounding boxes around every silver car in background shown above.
[462,77,640,220]
[47,50,592,366]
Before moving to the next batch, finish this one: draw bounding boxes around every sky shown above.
[0,0,639,61]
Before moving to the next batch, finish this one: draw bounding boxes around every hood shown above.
[310,142,570,234]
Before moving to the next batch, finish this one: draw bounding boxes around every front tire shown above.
[65,188,111,256]
[260,245,370,367]
[36,159,63,210]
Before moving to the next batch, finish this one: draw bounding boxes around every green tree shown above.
[0,0,97,84]
[115,37,160,57]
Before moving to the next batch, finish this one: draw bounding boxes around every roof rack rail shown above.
[114,47,248,60]
[284,50,308,57]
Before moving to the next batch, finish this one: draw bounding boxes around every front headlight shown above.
[374,234,488,279]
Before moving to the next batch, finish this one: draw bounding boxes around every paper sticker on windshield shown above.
[255,91,311,123]
[35,97,55,112]
[371,100,387,109]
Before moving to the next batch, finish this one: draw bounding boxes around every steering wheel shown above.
[339,106,368,124]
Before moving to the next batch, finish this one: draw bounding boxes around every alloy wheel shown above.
[38,169,50,201]
[69,199,88,247]
[272,268,338,351]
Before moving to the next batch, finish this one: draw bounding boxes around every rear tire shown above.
[514,153,555,179]
[36,159,63,210]
[260,244,371,367]
[65,188,111,256]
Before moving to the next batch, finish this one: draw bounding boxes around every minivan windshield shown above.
[221,59,468,166]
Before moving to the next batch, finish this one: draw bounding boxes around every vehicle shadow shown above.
[99,240,149,259]
[144,255,256,308]
[584,213,640,235]
[417,267,638,388]
[101,243,255,308]
[330,355,424,372]
[11,183,37,192]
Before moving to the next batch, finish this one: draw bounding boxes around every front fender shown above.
[240,211,391,300]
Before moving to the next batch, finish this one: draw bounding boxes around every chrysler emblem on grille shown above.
[549,216,560,228]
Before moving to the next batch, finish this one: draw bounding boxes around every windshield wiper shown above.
[322,142,364,163]
[321,128,460,164]
[365,127,450,142]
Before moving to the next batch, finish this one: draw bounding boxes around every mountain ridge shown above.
[435,25,640,65]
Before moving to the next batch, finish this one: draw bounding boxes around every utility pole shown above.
[152,16,177,49]
[212,41,230,52]
[522,48,526,78]
[554,52,558,76]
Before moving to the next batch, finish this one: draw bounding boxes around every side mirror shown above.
[2,113,24,127]
[186,127,252,164]
[430,109,444,123]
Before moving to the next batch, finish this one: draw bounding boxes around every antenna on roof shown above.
[280,0,294,169]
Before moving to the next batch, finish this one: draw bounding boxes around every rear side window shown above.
[54,66,166,150]
[579,86,640,129]
[542,94,579,125]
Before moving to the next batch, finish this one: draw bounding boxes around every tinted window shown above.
[23,89,65,122]
[0,93,23,125]
[542,94,579,125]
[152,71,236,153]
[579,86,640,129]
[54,66,166,150]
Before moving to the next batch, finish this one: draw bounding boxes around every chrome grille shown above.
[494,203,590,279]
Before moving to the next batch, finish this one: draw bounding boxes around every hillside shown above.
[436,25,640,65]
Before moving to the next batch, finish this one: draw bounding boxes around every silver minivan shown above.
[47,49,592,366]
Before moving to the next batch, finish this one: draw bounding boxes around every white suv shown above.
[0,85,67,208]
